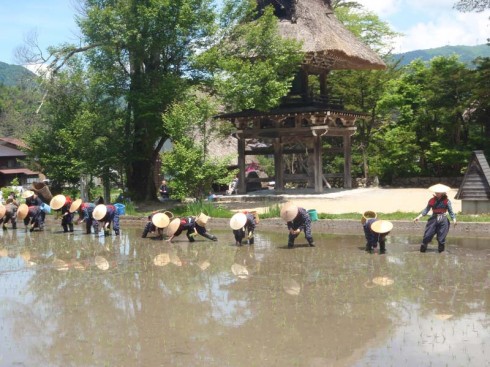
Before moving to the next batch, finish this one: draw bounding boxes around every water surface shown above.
[0,226,488,366]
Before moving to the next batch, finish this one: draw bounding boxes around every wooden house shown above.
[218,0,386,193]
[455,150,490,214]
[0,137,39,187]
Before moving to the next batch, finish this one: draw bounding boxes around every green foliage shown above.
[258,203,281,219]
[162,142,234,200]
[195,6,303,111]
[171,201,233,218]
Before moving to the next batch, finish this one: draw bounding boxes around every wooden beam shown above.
[343,133,352,189]
[274,138,284,191]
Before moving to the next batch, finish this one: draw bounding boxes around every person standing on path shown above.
[413,184,457,253]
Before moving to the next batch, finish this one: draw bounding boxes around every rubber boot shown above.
[248,237,254,245]
[365,244,373,253]
[114,229,120,236]
[236,241,242,246]
[420,244,427,253]
[438,243,445,253]
[68,223,74,232]
[308,239,315,247]
[288,241,294,248]
[62,224,68,233]
[379,242,386,254]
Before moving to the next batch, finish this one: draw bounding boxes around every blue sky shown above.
[0,0,489,65]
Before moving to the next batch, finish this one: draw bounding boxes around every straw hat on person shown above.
[371,220,393,234]
[230,212,247,230]
[17,204,29,220]
[21,190,34,199]
[428,183,451,193]
[69,199,82,213]
[280,202,299,222]
[361,210,377,225]
[167,218,182,236]
[50,194,66,210]
[195,212,210,227]
[0,204,6,220]
[152,212,170,229]
[92,204,107,221]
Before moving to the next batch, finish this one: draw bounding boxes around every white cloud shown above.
[396,11,490,52]
[353,0,490,52]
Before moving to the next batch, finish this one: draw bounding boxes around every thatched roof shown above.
[259,0,386,70]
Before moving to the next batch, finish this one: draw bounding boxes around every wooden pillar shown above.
[343,133,352,189]
[238,135,246,194]
[314,135,323,193]
[274,138,284,191]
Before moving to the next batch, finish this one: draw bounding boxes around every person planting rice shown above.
[70,199,99,234]
[93,204,120,236]
[166,213,217,243]
[361,211,392,254]
[142,212,170,239]
[280,202,314,248]
[230,212,257,246]
[50,194,74,233]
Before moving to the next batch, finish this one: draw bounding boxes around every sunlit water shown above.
[0,224,488,367]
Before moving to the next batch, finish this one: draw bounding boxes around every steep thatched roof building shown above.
[220,0,386,193]
[455,150,490,214]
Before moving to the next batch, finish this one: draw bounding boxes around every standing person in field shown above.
[280,202,315,248]
[413,184,457,253]
[50,195,74,233]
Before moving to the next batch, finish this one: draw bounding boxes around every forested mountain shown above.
[0,62,35,86]
[394,44,490,67]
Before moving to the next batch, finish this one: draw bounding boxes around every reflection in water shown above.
[0,226,488,366]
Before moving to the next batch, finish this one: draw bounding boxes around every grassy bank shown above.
[131,201,490,223]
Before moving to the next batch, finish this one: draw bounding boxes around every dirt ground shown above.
[136,187,462,215]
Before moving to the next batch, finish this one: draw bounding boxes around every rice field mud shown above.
[0,225,488,367]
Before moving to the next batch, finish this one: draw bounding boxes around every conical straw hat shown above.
[429,183,451,193]
[280,202,298,222]
[167,218,182,236]
[69,199,82,213]
[17,204,29,220]
[92,204,107,221]
[0,204,6,220]
[50,194,66,210]
[371,220,393,234]
[196,212,210,226]
[152,212,170,229]
[230,212,247,230]
[21,190,34,199]
[361,210,377,225]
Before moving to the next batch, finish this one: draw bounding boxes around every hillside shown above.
[393,44,490,67]
[0,61,35,87]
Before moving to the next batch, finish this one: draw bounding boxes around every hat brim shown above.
[428,184,451,193]
[69,199,82,213]
[17,204,29,220]
[230,213,247,230]
[92,204,107,221]
[167,218,182,236]
[21,190,34,199]
[152,213,170,228]
[371,220,393,234]
[196,212,210,226]
[280,203,298,222]
[50,194,66,210]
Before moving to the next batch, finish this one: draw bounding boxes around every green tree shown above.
[161,94,235,199]
[327,2,400,180]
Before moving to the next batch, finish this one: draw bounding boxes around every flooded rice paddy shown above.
[0,225,489,367]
